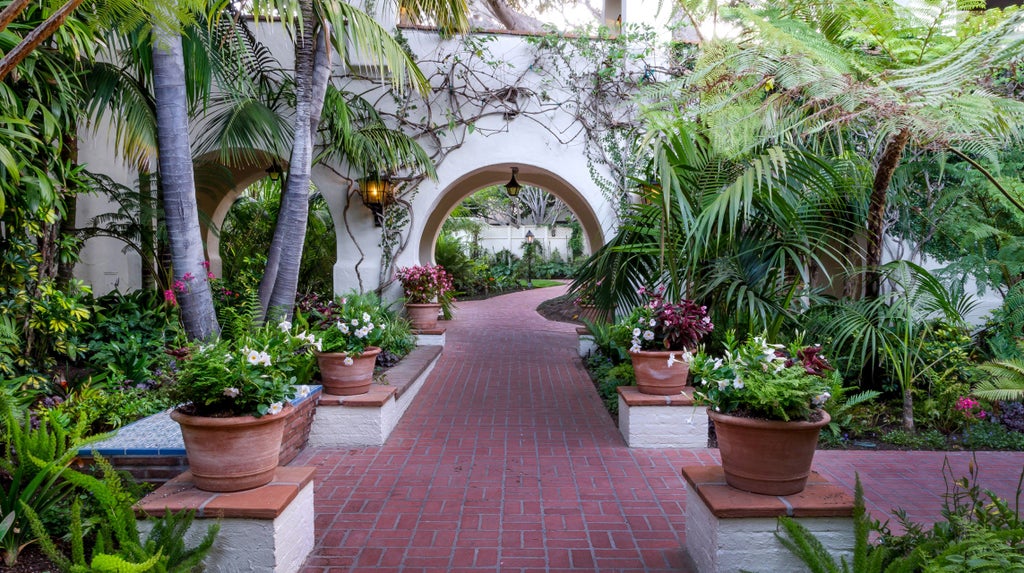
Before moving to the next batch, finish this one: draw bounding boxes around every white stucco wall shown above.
[73,8,647,297]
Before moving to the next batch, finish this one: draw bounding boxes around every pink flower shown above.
[173,280,187,293]
[202,260,211,269]
[182,272,195,281]
[163,289,177,305]
[208,272,216,279]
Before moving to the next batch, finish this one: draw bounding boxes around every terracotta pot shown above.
[629,349,690,395]
[170,406,291,492]
[406,303,442,330]
[316,346,381,395]
[709,409,830,496]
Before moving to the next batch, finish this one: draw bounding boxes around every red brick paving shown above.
[295,285,1024,572]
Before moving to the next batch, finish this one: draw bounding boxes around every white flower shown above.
[366,322,374,330]
[642,330,655,341]
[717,379,729,390]
[338,322,350,334]
[224,353,233,362]
[278,320,292,332]
[680,351,693,364]
[246,349,261,365]
[667,353,678,367]
[812,392,831,407]
[313,339,323,352]
[295,385,311,399]
[649,319,657,327]
[223,387,240,398]
[362,312,371,322]
[712,358,723,370]
[344,356,354,366]
[632,328,642,337]
[702,316,711,324]
[267,402,284,415]
[732,376,744,390]
[350,319,359,326]
[355,327,368,339]
[629,344,642,353]
[774,363,786,374]
[258,351,272,367]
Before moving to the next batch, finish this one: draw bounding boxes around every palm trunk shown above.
[153,24,219,341]
[259,2,325,321]
[865,129,911,298]
[902,387,915,433]
[139,170,157,291]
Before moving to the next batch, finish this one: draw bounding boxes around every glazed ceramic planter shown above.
[170,405,291,492]
[406,303,442,330]
[709,409,830,496]
[316,346,381,395]
[629,349,689,395]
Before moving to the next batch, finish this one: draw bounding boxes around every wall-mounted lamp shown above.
[505,166,522,197]
[265,161,283,181]
[360,173,395,227]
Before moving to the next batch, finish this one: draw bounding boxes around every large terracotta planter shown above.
[406,303,441,330]
[629,349,689,395]
[316,346,381,395]
[170,405,291,492]
[709,409,830,496]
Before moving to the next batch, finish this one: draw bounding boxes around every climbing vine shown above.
[333,23,694,288]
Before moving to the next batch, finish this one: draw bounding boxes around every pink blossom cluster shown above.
[396,264,454,304]
[164,261,216,306]
[955,396,987,421]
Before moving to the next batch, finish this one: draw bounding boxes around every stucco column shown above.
[313,166,383,296]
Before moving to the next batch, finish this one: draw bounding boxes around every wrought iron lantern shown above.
[265,161,283,181]
[360,173,395,227]
[505,166,522,197]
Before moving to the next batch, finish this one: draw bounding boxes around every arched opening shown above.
[419,164,605,265]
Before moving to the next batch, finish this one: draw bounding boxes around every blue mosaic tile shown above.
[78,385,321,457]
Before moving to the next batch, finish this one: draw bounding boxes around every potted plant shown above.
[312,296,385,396]
[168,320,318,492]
[396,264,454,330]
[614,287,714,395]
[690,332,835,495]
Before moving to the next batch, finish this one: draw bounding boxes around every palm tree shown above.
[573,118,861,340]
[152,9,220,340]
[253,0,470,321]
[686,1,1024,298]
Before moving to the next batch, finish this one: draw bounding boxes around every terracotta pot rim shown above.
[170,404,294,427]
[707,408,830,430]
[628,349,691,357]
[315,346,382,359]
[405,302,441,308]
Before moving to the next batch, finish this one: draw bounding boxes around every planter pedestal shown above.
[310,345,442,447]
[135,467,315,573]
[682,465,854,573]
[617,386,708,448]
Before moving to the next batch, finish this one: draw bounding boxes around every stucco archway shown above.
[418,164,605,264]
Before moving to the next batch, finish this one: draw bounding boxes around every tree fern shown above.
[974,360,1024,400]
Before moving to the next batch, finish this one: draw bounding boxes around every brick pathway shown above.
[295,285,1024,573]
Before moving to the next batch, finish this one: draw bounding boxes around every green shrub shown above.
[961,422,1024,450]
[0,388,91,566]
[24,455,218,573]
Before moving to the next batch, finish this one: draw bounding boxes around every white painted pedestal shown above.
[682,465,855,573]
[617,386,708,448]
[135,467,316,573]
